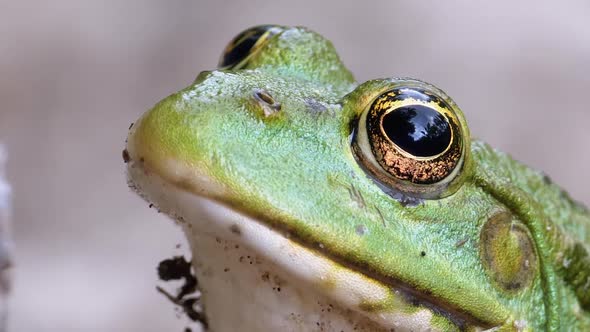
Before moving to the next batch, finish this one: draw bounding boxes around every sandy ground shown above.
[0,1,589,331]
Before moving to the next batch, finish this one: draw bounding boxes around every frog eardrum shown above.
[219,25,285,69]
[352,79,470,199]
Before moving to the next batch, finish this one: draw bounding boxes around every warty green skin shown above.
[126,27,590,330]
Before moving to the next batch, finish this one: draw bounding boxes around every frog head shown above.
[125,26,590,331]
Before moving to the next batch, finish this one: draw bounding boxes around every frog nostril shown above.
[254,89,276,105]
[253,89,281,116]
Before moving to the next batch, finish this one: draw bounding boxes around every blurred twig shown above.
[0,144,13,332]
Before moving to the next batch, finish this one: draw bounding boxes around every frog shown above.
[123,25,590,331]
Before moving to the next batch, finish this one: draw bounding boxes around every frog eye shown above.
[352,80,470,199]
[218,25,285,69]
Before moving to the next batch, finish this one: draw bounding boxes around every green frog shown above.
[124,25,590,331]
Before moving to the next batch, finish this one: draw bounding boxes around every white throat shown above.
[127,159,448,332]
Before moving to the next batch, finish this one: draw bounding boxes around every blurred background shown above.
[1,1,589,331]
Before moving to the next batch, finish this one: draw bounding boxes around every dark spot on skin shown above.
[272,276,283,292]
[542,173,553,185]
[420,251,426,257]
[139,157,145,163]
[261,272,270,282]
[149,203,154,208]
[229,224,241,236]
[506,282,521,290]
[128,122,134,130]
[455,238,468,248]
[304,98,329,115]
[223,268,229,272]
[122,149,130,163]
[355,224,367,236]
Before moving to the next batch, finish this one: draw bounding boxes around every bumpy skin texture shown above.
[128,26,589,330]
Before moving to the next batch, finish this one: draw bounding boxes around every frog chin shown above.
[126,152,494,332]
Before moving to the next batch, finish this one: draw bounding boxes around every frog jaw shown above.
[128,159,398,331]
[125,147,510,332]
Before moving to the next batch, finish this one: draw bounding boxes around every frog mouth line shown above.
[126,159,502,331]
[195,201,499,331]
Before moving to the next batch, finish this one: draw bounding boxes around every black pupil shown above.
[220,26,274,68]
[381,105,451,157]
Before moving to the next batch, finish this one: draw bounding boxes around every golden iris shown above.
[353,79,470,199]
